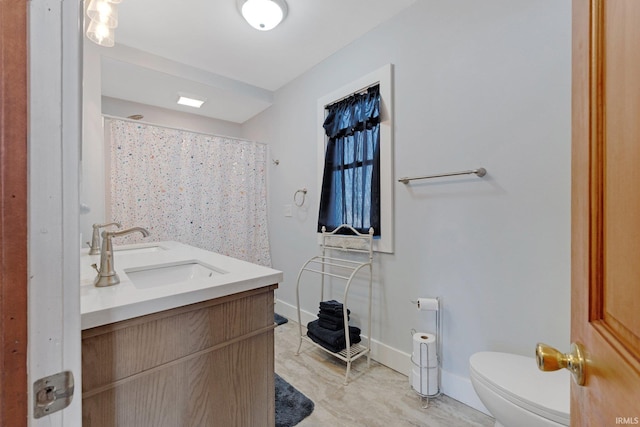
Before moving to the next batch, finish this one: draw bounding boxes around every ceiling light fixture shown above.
[237,0,288,31]
[86,0,121,47]
[177,95,206,108]
[87,0,118,27]
[86,19,115,47]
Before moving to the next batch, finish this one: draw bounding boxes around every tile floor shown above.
[274,319,495,427]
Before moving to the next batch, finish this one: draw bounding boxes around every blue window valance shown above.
[317,84,381,236]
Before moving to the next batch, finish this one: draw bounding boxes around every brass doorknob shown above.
[536,342,586,386]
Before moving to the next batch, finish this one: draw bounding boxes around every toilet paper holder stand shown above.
[410,297,442,408]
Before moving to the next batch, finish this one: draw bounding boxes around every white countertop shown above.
[80,241,282,330]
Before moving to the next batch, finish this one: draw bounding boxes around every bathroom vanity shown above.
[79,241,282,427]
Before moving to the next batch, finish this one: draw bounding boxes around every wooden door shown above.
[572,0,640,424]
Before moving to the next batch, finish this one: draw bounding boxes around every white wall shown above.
[243,0,571,410]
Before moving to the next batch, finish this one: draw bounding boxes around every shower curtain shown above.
[106,118,271,266]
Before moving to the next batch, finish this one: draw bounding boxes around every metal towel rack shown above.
[398,167,487,184]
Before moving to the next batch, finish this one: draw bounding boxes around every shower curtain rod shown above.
[102,114,268,146]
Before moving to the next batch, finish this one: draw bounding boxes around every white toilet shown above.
[469,352,570,427]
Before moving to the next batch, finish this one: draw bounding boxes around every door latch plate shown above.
[33,371,74,418]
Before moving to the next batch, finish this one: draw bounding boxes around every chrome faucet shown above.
[88,222,121,255]
[91,227,150,287]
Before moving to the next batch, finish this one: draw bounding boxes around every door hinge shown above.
[33,371,74,418]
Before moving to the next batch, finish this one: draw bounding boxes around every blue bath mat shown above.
[274,313,288,326]
[275,373,314,426]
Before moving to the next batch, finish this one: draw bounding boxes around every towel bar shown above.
[398,168,486,184]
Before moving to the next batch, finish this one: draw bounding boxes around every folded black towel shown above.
[319,300,351,316]
[317,312,349,331]
[318,312,349,322]
[318,318,343,331]
[318,310,350,321]
[306,320,361,353]
[319,299,342,309]
[307,330,344,353]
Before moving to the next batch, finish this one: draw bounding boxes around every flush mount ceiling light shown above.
[237,0,288,31]
[177,95,206,108]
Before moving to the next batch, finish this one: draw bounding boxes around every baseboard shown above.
[275,299,313,328]
[440,370,490,415]
[274,299,490,416]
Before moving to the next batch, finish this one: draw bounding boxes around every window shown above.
[318,85,381,236]
[317,64,394,253]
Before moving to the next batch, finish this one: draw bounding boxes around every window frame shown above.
[317,64,394,253]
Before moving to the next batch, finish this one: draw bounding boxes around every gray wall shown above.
[242,0,571,409]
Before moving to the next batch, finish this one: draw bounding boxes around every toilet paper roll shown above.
[416,298,439,311]
[412,332,438,367]
[411,366,439,396]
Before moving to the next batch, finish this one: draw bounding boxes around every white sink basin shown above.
[124,260,226,289]
[114,245,166,254]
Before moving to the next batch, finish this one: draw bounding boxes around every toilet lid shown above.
[470,352,570,425]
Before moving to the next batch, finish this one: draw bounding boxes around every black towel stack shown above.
[318,299,350,330]
[306,300,361,353]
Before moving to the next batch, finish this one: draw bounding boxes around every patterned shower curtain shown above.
[106,118,271,266]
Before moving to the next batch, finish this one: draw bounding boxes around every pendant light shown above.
[86,0,121,47]
[86,19,115,47]
[87,0,118,28]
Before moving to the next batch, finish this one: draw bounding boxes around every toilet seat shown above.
[469,352,570,426]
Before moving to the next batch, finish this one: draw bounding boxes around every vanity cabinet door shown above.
[81,286,276,427]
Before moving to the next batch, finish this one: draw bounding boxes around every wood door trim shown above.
[0,1,28,426]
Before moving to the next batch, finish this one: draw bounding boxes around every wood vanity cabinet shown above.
[81,285,277,427]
